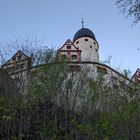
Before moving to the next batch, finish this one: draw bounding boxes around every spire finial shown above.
[81,18,84,28]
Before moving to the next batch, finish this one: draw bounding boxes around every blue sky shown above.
[0,0,140,74]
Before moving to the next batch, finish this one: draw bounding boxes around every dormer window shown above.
[67,46,71,49]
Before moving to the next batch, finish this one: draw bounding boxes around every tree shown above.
[116,0,140,24]
[0,39,140,139]
[26,62,140,140]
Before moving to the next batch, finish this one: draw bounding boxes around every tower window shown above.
[67,46,71,49]
[85,39,88,41]
[95,48,98,52]
[94,41,96,45]
[90,46,92,48]
[76,41,79,44]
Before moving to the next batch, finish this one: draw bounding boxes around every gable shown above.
[58,39,79,51]
[2,50,30,66]
[131,68,140,83]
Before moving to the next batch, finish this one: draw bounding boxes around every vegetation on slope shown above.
[0,49,140,140]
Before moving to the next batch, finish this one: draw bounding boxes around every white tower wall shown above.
[74,37,99,62]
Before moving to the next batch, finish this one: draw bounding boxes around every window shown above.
[85,38,88,41]
[67,46,71,49]
[17,55,22,60]
[95,48,98,52]
[17,65,20,69]
[94,41,96,45]
[76,41,79,44]
[16,64,24,70]
[69,65,80,72]
[72,55,77,60]
[97,66,107,74]
[12,57,16,61]
[20,64,25,69]
[6,66,14,73]
[90,46,92,48]
[61,55,67,60]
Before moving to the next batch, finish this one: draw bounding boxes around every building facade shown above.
[57,26,139,85]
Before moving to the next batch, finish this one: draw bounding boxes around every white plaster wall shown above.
[80,63,131,86]
[74,37,99,62]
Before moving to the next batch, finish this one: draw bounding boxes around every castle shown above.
[1,24,140,87]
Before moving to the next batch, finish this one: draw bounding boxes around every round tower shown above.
[73,27,99,62]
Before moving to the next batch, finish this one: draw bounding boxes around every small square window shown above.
[17,55,22,60]
[61,55,67,60]
[72,55,77,60]
[85,39,88,41]
[20,64,25,68]
[90,46,92,48]
[67,46,71,49]
[95,48,97,52]
[12,57,16,61]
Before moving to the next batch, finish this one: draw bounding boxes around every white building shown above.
[57,25,139,86]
